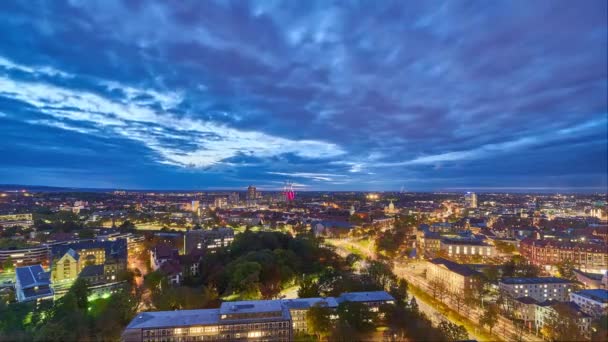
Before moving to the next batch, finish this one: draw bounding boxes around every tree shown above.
[541,303,588,341]
[438,321,468,341]
[389,278,408,306]
[229,261,262,299]
[591,314,608,342]
[298,277,321,298]
[450,290,466,314]
[71,278,90,311]
[337,301,375,332]
[428,278,448,301]
[2,256,14,272]
[409,297,419,315]
[366,260,396,290]
[480,304,499,334]
[556,260,576,280]
[306,304,333,339]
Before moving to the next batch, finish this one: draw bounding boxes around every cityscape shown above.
[0,1,607,342]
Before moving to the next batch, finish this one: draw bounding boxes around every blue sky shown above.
[0,1,606,191]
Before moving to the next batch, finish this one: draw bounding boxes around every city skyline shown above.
[0,1,607,191]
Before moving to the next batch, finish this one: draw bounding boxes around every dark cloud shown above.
[0,0,605,191]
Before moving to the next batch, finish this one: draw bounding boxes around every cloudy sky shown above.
[0,1,606,191]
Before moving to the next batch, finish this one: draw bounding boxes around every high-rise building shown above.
[228,192,239,206]
[214,197,227,209]
[247,186,257,206]
[191,200,200,213]
[464,192,478,208]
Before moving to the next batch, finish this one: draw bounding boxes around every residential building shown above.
[570,289,608,317]
[185,228,234,254]
[499,277,576,302]
[15,264,54,303]
[0,213,33,228]
[427,258,482,294]
[535,301,591,338]
[520,238,608,274]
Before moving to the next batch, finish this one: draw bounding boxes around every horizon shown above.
[1,183,606,194]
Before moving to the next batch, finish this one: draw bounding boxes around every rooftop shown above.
[572,289,608,303]
[337,291,395,303]
[125,309,221,329]
[501,277,574,285]
[15,264,50,289]
[430,258,481,277]
[281,297,339,310]
[220,299,284,315]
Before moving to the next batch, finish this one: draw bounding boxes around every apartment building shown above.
[570,289,608,317]
[499,277,575,302]
[427,258,482,294]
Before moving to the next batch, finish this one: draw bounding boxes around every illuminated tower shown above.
[464,192,478,208]
[283,181,295,202]
[246,186,257,207]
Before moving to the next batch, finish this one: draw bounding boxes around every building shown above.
[281,297,338,333]
[214,197,228,209]
[535,301,591,338]
[228,192,240,206]
[573,269,605,289]
[440,238,495,259]
[50,239,127,288]
[336,291,395,313]
[150,244,179,271]
[191,200,200,213]
[512,297,538,331]
[464,192,478,209]
[520,238,608,274]
[184,228,234,254]
[570,289,608,317]
[427,258,482,294]
[0,245,50,269]
[247,186,257,207]
[123,300,292,342]
[499,277,575,302]
[122,291,395,342]
[15,264,54,303]
[0,213,34,228]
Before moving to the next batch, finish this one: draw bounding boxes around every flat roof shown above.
[337,291,395,303]
[573,289,608,303]
[220,299,284,315]
[501,277,574,285]
[15,265,49,289]
[125,309,221,330]
[281,297,338,309]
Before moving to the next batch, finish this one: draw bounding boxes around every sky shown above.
[0,1,606,192]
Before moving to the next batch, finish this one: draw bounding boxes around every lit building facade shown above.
[520,238,608,274]
[0,245,50,269]
[499,277,575,302]
[427,258,482,294]
[570,289,608,317]
[122,291,395,342]
[185,228,234,254]
[464,192,478,209]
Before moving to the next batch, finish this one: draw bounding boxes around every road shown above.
[396,261,543,342]
[326,238,544,342]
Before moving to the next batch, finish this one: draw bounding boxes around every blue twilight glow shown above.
[0,1,606,191]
